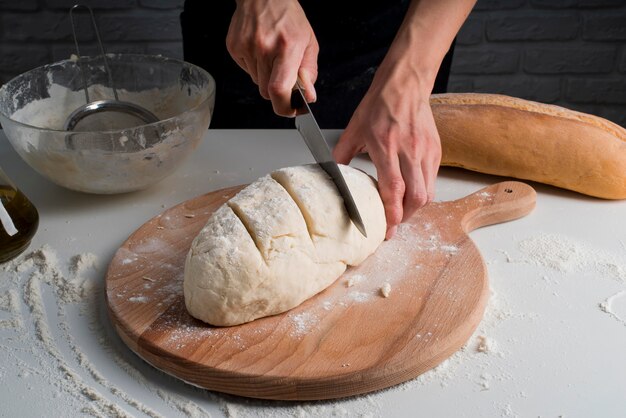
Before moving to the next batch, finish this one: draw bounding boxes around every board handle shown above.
[454,181,536,233]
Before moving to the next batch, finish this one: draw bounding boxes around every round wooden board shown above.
[105,181,535,400]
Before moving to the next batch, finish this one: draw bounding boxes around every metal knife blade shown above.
[291,81,367,237]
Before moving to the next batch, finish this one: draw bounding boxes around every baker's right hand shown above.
[227,0,319,116]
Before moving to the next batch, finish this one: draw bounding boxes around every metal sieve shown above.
[62,4,159,132]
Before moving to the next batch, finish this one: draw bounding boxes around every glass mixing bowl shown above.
[0,54,215,194]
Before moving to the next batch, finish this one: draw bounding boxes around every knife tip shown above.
[355,221,368,238]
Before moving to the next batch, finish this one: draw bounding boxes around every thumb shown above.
[333,131,359,165]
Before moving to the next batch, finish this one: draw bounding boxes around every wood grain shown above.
[105,181,536,400]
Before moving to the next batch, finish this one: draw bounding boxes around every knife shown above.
[291,80,368,237]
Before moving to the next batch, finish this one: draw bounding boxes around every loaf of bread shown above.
[430,93,626,199]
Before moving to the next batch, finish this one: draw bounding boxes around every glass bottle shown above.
[0,167,38,263]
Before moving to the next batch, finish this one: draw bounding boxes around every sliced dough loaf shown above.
[184,164,385,326]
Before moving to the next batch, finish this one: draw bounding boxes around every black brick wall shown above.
[0,0,624,127]
[450,0,626,127]
[0,0,185,85]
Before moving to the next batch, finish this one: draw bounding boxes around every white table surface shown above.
[1,129,625,418]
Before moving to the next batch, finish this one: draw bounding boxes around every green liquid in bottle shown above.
[0,186,39,263]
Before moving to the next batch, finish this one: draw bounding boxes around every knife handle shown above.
[291,89,305,111]
[291,78,306,111]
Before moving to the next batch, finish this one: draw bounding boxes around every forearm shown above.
[339,0,475,235]
[383,0,476,92]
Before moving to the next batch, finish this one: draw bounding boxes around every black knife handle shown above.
[291,90,304,110]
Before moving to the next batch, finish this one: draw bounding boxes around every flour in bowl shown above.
[5,74,210,194]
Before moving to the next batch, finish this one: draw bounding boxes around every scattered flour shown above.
[2,220,551,417]
[479,372,492,390]
[475,335,494,353]
[599,291,626,327]
[415,232,459,254]
[0,288,22,329]
[20,254,132,417]
[512,232,626,327]
[346,290,372,303]
[288,311,319,337]
[2,245,214,417]
[4,245,99,304]
[517,233,626,281]
[346,274,365,288]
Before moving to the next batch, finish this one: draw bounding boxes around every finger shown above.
[423,154,440,203]
[370,151,405,240]
[399,154,428,221]
[233,56,248,73]
[299,41,318,103]
[256,59,272,100]
[425,133,442,203]
[298,69,317,104]
[242,56,259,85]
[333,131,359,165]
[268,50,303,116]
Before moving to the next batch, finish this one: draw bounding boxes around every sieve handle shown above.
[69,4,119,103]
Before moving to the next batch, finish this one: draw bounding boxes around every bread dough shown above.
[183,164,386,326]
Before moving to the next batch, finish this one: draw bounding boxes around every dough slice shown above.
[183,205,268,326]
[228,174,346,302]
[227,174,314,262]
[272,164,385,265]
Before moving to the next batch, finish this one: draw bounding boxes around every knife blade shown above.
[291,81,367,237]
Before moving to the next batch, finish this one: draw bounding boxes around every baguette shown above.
[430,93,626,199]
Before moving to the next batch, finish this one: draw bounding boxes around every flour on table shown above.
[17,247,133,417]
[3,244,98,305]
[516,233,626,281]
[599,291,626,327]
[475,335,494,353]
[479,372,492,390]
[0,288,19,313]
[513,232,626,328]
[2,245,212,418]
[0,288,21,329]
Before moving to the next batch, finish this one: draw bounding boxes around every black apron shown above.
[181,1,455,129]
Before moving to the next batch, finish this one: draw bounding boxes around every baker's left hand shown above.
[333,60,441,240]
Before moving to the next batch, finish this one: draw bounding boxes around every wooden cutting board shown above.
[105,181,535,400]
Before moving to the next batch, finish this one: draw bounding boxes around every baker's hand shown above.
[333,62,442,240]
[227,0,318,115]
